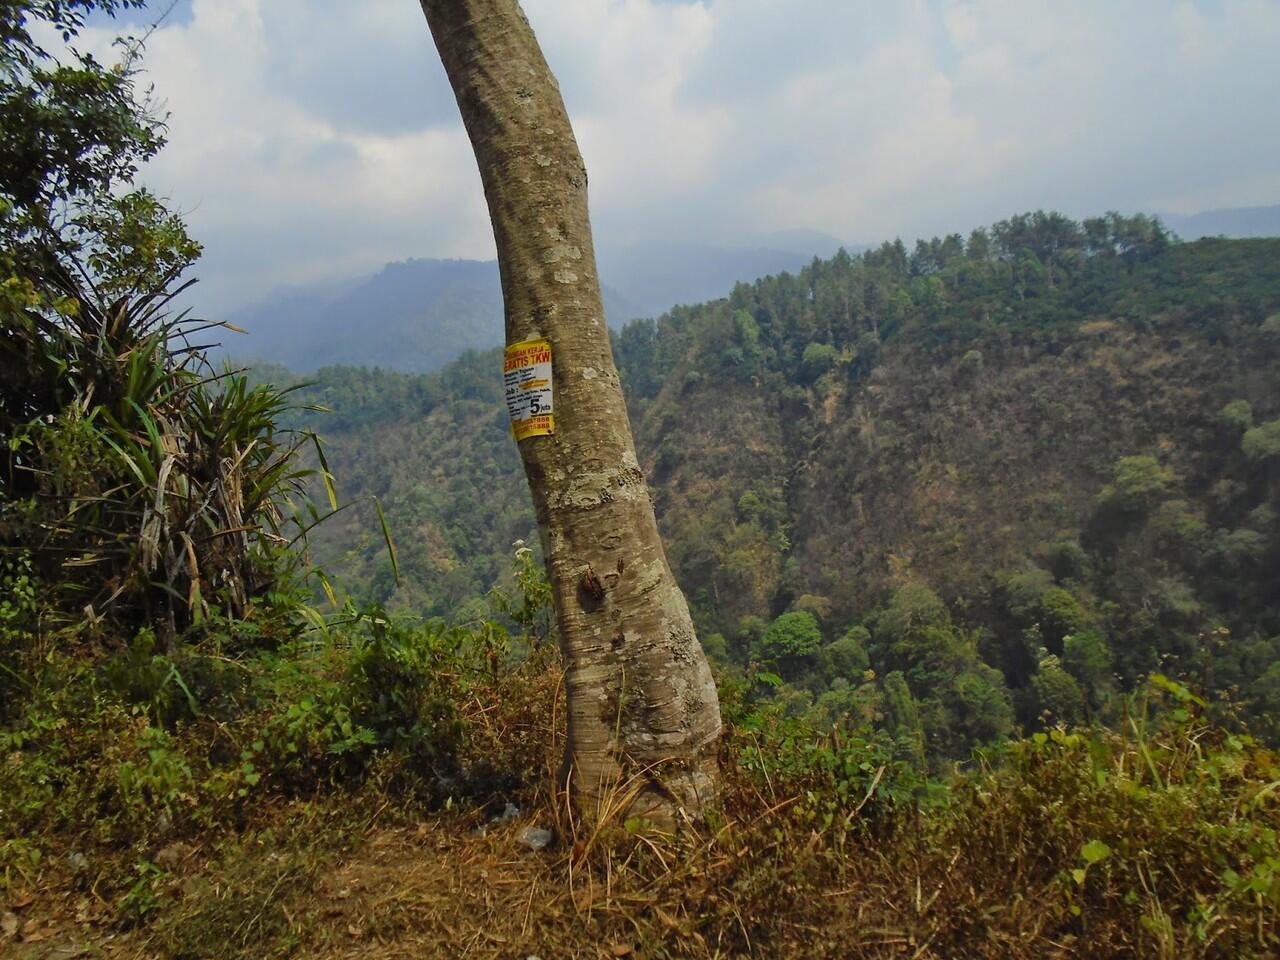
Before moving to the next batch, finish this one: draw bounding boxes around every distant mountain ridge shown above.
[224,235,853,374]
[1162,204,1280,240]
[223,258,505,374]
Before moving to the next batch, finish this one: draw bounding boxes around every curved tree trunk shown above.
[418,0,721,820]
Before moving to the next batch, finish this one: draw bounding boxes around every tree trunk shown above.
[418,0,721,821]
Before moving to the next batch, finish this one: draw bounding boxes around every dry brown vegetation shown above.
[4,659,1277,960]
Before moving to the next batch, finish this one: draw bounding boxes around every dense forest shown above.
[277,214,1280,761]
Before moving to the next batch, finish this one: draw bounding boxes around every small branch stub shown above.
[579,566,605,607]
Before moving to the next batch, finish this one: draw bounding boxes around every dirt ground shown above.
[2,813,744,960]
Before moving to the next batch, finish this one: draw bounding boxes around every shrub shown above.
[800,342,839,383]
[1096,455,1175,513]
[819,626,871,681]
[1242,419,1280,461]
[1219,399,1253,432]
[1031,654,1087,724]
[755,611,823,665]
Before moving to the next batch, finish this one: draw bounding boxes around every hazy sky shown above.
[78,0,1280,315]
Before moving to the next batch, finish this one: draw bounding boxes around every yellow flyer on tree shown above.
[504,338,554,440]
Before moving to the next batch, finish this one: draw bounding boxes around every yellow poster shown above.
[503,338,554,440]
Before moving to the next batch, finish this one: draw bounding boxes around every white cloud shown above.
[527,0,730,242]
[72,0,1280,313]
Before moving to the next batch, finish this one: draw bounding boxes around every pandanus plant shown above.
[0,270,332,643]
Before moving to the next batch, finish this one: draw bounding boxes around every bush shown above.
[755,611,823,665]
[800,342,839,383]
[1219,399,1253,431]
[0,549,37,712]
[1096,455,1175,513]
[1242,419,1280,461]
[1031,654,1087,724]
[819,625,871,681]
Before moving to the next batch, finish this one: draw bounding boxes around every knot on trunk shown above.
[578,565,606,610]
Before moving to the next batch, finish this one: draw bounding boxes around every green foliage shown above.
[754,610,823,666]
[103,627,201,725]
[0,622,539,861]
[700,631,729,663]
[929,663,1015,754]
[2,306,326,634]
[488,540,554,647]
[0,548,37,709]
[1039,539,1092,582]
[877,582,949,640]
[1247,663,1280,742]
[116,726,194,817]
[818,625,871,681]
[734,709,928,834]
[800,341,838,383]
[1152,499,1209,553]
[0,2,331,640]
[0,0,174,319]
[944,689,1280,957]
[1241,419,1280,461]
[1219,399,1253,432]
[345,613,473,768]
[1062,628,1113,700]
[1096,455,1176,514]
[1031,654,1087,724]
[881,670,923,757]
[118,860,168,924]
[1000,569,1091,649]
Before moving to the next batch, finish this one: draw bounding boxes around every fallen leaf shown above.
[2,911,18,939]
[610,944,634,957]
[12,892,35,910]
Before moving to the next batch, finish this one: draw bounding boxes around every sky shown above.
[74,0,1280,316]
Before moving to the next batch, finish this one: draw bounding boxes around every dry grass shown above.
[4,665,1277,960]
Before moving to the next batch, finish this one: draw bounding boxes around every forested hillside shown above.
[282,213,1280,757]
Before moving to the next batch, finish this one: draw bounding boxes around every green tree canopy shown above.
[756,610,823,663]
[1219,399,1253,432]
[819,625,871,682]
[1096,455,1175,513]
[1242,420,1280,462]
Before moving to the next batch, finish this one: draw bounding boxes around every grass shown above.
[2,651,1277,959]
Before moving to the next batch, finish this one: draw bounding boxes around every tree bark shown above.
[418,0,721,820]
